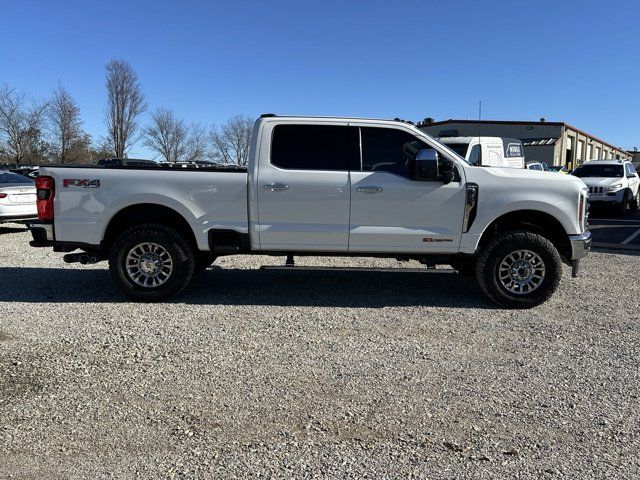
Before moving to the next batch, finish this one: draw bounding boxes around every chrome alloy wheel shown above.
[498,249,546,295]
[125,242,173,288]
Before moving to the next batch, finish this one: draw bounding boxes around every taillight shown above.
[36,176,55,221]
[0,193,7,198]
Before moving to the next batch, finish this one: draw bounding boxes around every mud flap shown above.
[571,260,580,278]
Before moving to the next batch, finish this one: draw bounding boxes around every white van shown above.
[437,137,525,169]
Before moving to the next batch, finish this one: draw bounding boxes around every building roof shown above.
[418,119,628,154]
[420,119,564,128]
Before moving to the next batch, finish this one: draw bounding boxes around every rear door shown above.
[256,123,359,251]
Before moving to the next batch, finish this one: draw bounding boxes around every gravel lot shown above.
[1,224,639,479]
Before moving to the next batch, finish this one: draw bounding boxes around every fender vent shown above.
[463,183,479,232]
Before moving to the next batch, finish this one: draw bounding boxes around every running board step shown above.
[259,266,457,274]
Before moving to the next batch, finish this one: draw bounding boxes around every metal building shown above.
[418,119,632,170]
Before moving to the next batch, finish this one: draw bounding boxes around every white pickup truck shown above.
[29,115,591,308]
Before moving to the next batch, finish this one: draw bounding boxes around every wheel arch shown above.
[102,203,198,252]
[477,209,572,264]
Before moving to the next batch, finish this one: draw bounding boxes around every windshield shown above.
[0,172,34,185]
[572,164,623,178]
[445,143,469,158]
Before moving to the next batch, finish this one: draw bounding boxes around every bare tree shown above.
[89,136,115,163]
[185,123,209,163]
[0,83,47,165]
[47,82,86,164]
[209,115,253,166]
[105,59,146,158]
[143,107,189,163]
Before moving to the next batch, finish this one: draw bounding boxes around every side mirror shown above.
[413,149,455,184]
[413,149,439,181]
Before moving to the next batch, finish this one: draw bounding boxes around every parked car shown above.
[28,115,591,308]
[97,158,159,167]
[526,161,549,171]
[0,171,38,223]
[24,168,39,179]
[10,167,39,178]
[437,136,525,168]
[572,159,639,214]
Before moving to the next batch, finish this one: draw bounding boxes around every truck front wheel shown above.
[108,224,195,302]
[476,231,562,308]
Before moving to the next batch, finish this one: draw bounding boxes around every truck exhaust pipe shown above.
[63,252,102,265]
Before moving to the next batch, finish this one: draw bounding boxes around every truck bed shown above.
[39,165,248,250]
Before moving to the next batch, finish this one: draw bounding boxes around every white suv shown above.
[572,160,640,215]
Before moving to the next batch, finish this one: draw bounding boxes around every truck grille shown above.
[588,186,603,194]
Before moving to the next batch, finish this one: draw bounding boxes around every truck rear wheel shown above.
[108,224,195,302]
[476,231,562,309]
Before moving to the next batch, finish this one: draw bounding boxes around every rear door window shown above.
[271,124,359,171]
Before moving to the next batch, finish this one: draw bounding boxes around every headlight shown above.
[578,189,588,232]
[606,183,623,191]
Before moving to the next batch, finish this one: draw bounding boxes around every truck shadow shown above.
[0,266,495,309]
[0,225,28,235]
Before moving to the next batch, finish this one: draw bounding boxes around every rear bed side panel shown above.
[42,167,248,250]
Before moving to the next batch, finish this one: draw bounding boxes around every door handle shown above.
[263,183,289,191]
[357,186,383,193]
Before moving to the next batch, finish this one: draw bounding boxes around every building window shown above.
[565,136,574,168]
[587,144,592,160]
[577,140,584,161]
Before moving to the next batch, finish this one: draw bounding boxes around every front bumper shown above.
[568,231,591,278]
[587,189,624,204]
[569,231,592,261]
[28,220,55,247]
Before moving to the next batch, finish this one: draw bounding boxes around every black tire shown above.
[617,191,629,216]
[194,252,217,273]
[629,190,639,213]
[475,231,562,309]
[108,223,195,302]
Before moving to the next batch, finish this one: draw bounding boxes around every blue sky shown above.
[1,0,638,157]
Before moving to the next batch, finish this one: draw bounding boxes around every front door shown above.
[349,126,466,253]
[256,123,359,251]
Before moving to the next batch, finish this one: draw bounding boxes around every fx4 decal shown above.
[63,179,101,188]
[423,237,453,243]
